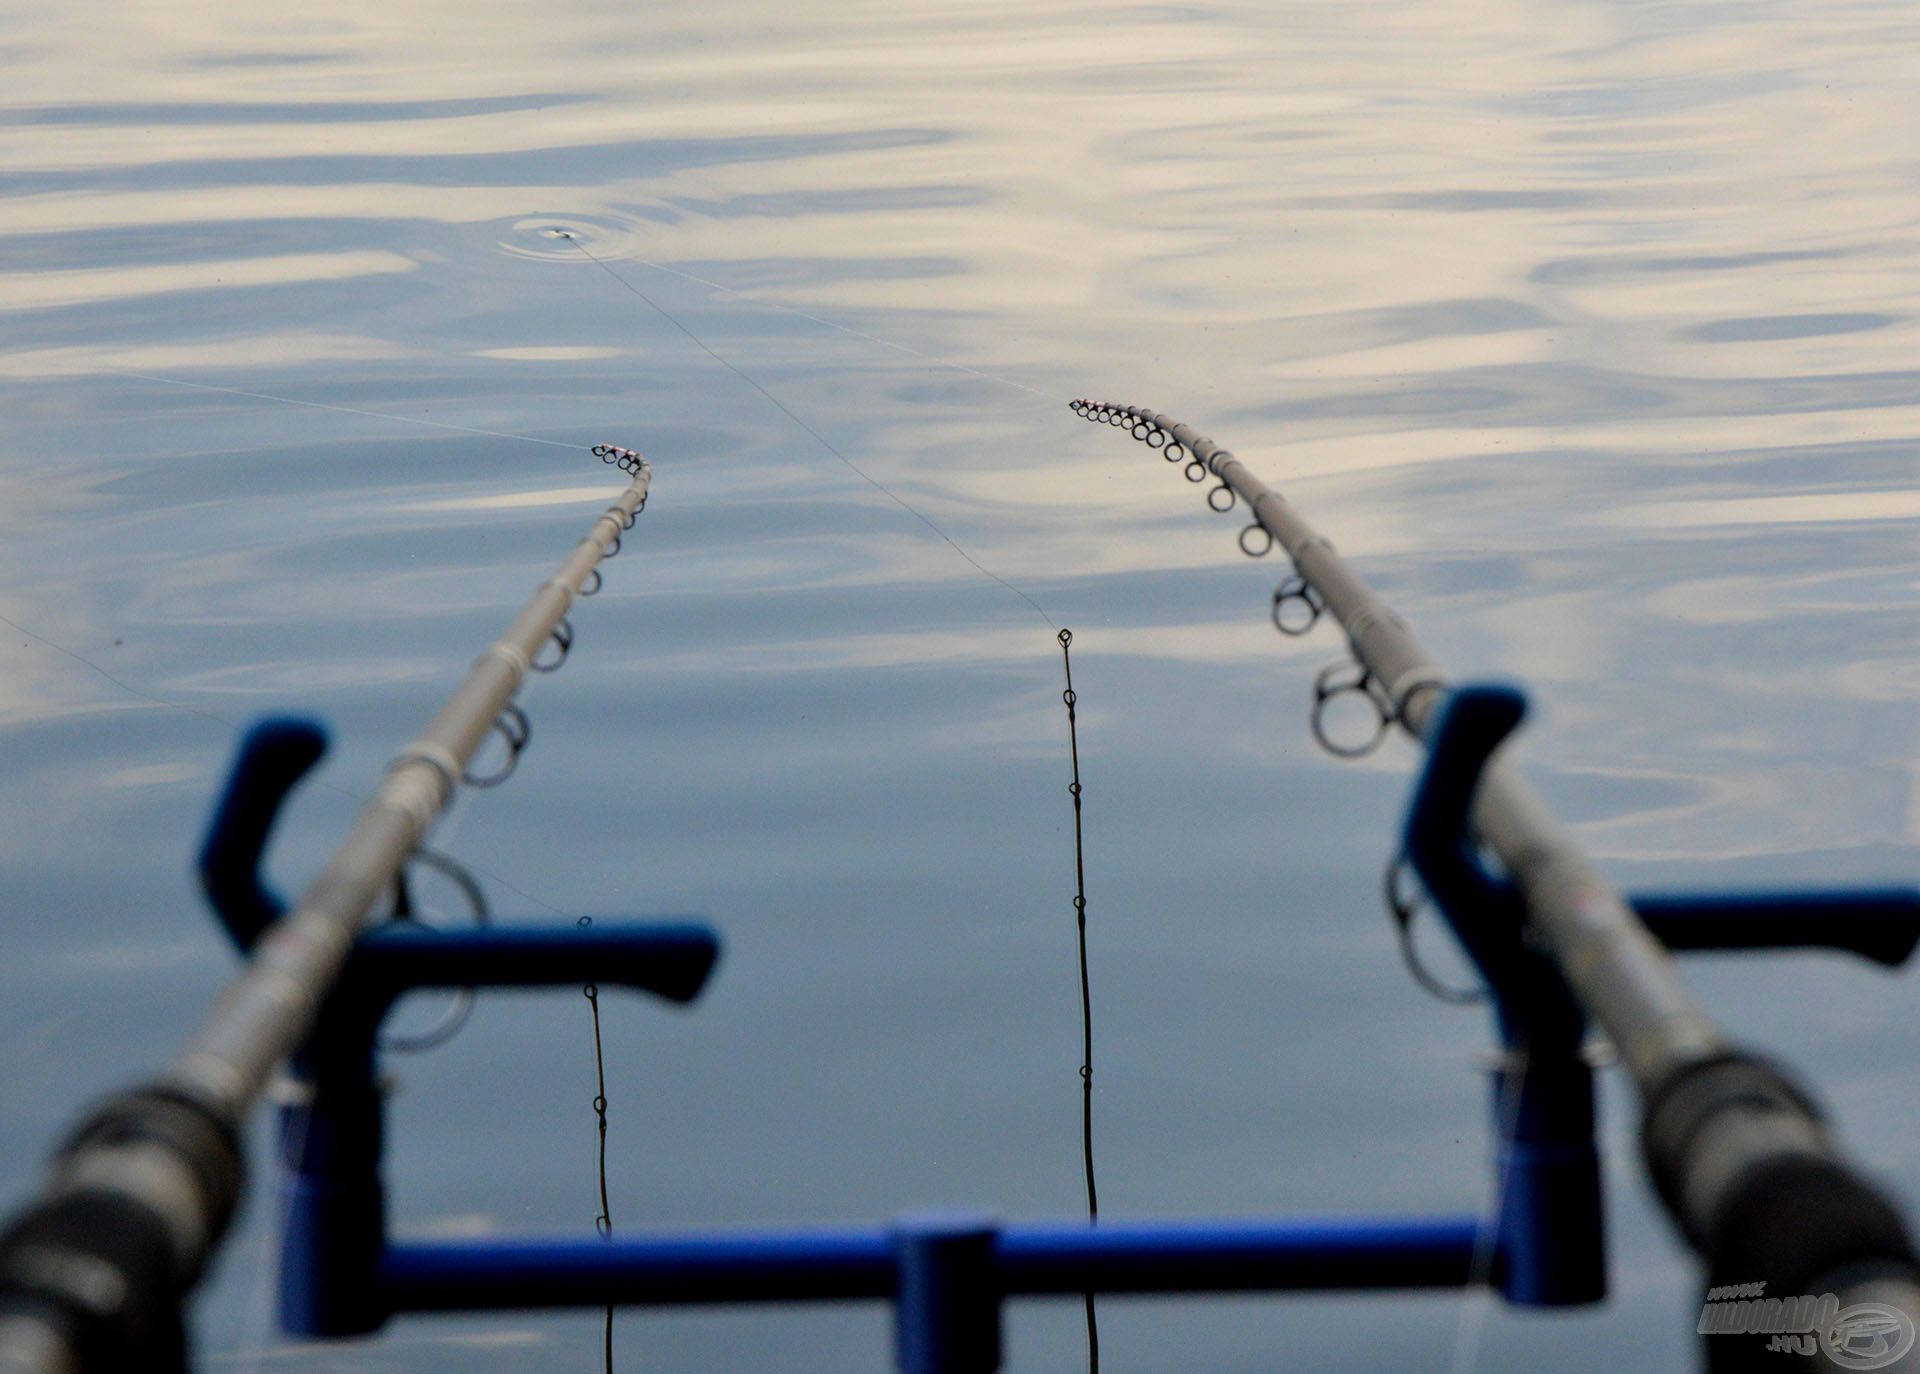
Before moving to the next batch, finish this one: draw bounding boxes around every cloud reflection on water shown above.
[0,0,1917,1371]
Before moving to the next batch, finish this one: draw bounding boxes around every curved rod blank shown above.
[0,456,654,1373]
[173,460,650,1118]
[1073,399,1920,1333]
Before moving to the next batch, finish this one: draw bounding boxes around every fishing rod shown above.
[7,405,1916,1374]
[0,447,664,1373]
[1075,398,1920,1370]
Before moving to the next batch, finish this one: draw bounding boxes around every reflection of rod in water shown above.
[0,455,652,1372]
[1074,398,1920,1361]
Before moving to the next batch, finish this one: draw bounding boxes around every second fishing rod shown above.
[1075,398,1920,1367]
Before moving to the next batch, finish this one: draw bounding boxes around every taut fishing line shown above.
[0,607,237,734]
[0,604,572,926]
[596,251,1048,399]
[104,368,582,449]
[67,225,1112,1367]
[558,232,1127,1370]
[554,231,1060,631]
[1448,1051,1534,1374]
[225,1078,316,1374]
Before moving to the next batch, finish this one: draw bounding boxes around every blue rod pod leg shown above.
[892,1212,1002,1374]
[1493,1049,1605,1306]
[278,1046,389,1337]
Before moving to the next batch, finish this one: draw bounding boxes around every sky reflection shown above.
[0,0,1916,1371]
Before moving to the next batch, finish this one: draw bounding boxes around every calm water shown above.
[2,1,1917,1370]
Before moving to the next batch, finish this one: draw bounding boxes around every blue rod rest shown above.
[1402,685,1530,972]
[1400,685,1920,1306]
[193,717,725,1337]
[1401,683,1604,1308]
[1399,687,1920,971]
[197,715,329,950]
[277,919,719,1338]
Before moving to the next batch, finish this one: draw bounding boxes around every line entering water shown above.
[556,231,1059,631]
[608,251,1047,399]
[105,369,581,450]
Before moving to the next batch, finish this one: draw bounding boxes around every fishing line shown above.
[603,252,1048,399]
[0,597,573,921]
[578,914,616,1373]
[564,240,1128,1368]
[224,1078,317,1374]
[1082,399,1536,1373]
[1057,628,1100,1373]
[556,232,1060,631]
[104,369,582,450]
[0,608,237,733]
[1448,1050,1534,1374]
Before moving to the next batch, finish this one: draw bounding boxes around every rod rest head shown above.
[197,716,329,952]
[198,717,724,1029]
[1400,683,1588,1045]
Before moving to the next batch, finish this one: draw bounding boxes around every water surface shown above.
[1,1,1917,1369]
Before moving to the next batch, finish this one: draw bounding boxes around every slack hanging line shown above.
[1057,628,1100,1374]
